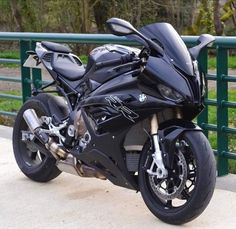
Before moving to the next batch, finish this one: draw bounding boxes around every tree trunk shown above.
[10,0,23,31]
[213,0,224,35]
[93,0,109,32]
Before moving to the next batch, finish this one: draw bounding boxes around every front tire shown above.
[138,131,216,225]
[13,95,61,182]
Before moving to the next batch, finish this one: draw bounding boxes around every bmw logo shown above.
[139,94,147,102]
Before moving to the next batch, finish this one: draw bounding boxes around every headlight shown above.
[157,84,184,102]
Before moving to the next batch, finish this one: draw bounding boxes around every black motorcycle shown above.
[13,18,216,225]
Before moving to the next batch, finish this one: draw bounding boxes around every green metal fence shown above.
[0,32,236,176]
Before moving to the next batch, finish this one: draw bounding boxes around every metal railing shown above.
[0,32,235,176]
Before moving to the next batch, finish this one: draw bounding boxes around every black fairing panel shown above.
[76,110,138,190]
[81,75,177,132]
[141,56,192,99]
[139,23,194,76]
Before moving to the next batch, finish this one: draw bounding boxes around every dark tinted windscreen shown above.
[139,23,193,76]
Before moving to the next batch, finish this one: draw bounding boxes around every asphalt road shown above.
[1,126,236,229]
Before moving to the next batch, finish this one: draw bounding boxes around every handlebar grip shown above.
[95,53,133,69]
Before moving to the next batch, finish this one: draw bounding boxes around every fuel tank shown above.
[84,44,140,91]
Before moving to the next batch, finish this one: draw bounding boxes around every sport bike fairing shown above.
[126,23,202,106]
[127,22,194,75]
[138,22,194,76]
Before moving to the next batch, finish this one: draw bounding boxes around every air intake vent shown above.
[73,56,82,66]
[126,152,140,172]
[42,53,52,62]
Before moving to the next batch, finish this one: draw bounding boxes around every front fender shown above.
[158,119,202,169]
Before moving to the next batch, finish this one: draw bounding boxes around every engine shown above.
[73,110,91,150]
[74,110,87,138]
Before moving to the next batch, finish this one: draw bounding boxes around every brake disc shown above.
[148,150,188,200]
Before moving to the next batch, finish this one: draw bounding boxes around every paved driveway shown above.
[1,130,236,228]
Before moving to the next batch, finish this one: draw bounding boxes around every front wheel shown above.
[138,131,216,225]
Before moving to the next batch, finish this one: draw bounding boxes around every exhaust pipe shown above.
[23,109,105,180]
[23,109,42,132]
[23,109,67,159]
[57,155,106,180]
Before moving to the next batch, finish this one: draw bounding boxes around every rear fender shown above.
[158,119,202,169]
[31,94,69,121]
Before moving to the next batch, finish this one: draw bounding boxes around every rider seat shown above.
[42,41,85,81]
[52,55,85,81]
[42,41,72,53]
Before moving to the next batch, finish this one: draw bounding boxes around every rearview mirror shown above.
[106,18,138,36]
[198,34,215,46]
[106,18,164,56]
[189,34,215,59]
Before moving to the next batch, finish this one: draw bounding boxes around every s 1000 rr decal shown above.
[105,95,139,123]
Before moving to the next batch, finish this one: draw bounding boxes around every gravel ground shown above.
[0,67,52,91]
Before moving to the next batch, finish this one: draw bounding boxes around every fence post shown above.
[20,40,31,102]
[31,41,42,89]
[197,48,208,137]
[217,46,228,176]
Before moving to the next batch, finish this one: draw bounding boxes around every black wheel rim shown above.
[144,138,197,210]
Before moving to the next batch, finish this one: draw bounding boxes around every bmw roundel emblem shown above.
[139,94,147,103]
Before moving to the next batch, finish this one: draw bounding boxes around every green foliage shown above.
[192,0,215,35]
[221,0,236,22]
[0,0,206,35]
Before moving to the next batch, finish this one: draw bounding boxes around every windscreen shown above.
[139,23,193,76]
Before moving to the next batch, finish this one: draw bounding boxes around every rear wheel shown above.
[138,131,216,225]
[13,95,61,182]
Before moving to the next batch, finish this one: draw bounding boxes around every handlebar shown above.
[95,53,134,69]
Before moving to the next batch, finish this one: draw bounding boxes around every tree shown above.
[214,0,224,35]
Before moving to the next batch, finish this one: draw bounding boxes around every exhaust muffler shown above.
[23,109,42,132]
[57,155,106,180]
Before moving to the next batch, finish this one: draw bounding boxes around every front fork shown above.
[147,114,168,179]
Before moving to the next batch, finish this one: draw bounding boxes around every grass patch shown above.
[0,50,20,68]
[208,55,236,69]
[207,89,236,173]
[79,55,88,64]
[0,90,22,126]
[0,50,19,59]
[0,90,22,112]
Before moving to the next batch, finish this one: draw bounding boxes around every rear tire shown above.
[13,95,61,182]
[138,131,216,225]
